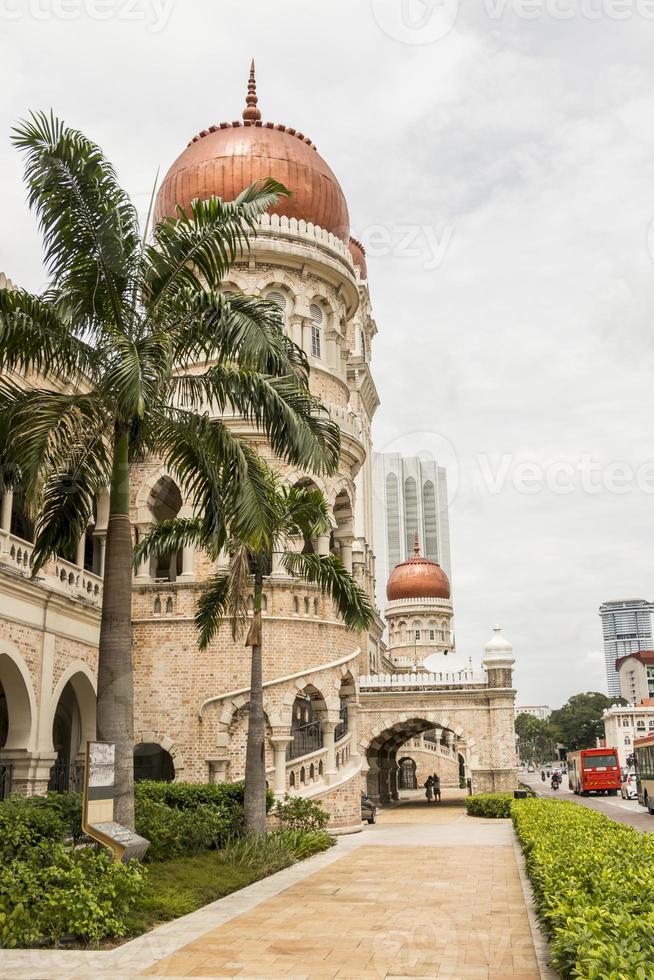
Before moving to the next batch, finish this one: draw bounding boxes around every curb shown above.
[512,831,558,980]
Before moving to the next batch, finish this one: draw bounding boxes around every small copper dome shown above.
[386,535,451,602]
[348,237,367,279]
[155,61,350,243]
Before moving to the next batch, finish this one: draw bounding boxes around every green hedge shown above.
[465,793,515,818]
[512,799,654,978]
[134,780,274,813]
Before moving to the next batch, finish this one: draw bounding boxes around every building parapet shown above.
[359,670,486,692]
[0,530,103,608]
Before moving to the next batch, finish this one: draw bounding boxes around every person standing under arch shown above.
[432,773,441,803]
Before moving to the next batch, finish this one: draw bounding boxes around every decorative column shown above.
[322,721,338,784]
[0,489,13,531]
[389,763,399,801]
[316,535,330,557]
[135,526,151,581]
[347,702,361,764]
[270,551,287,578]
[270,735,292,799]
[179,544,195,581]
[95,535,107,577]
[338,536,354,574]
[75,533,86,569]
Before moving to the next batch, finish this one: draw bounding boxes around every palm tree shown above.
[0,112,340,827]
[135,468,374,834]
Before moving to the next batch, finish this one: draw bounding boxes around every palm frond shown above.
[11,111,139,333]
[144,181,287,309]
[195,544,251,649]
[280,485,332,541]
[172,366,340,475]
[0,380,111,510]
[133,517,207,567]
[170,289,308,383]
[0,287,97,382]
[281,552,374,631]
[30,427,112,573]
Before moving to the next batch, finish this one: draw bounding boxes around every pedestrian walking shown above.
[424,776,434,803]
[432,773,441,803]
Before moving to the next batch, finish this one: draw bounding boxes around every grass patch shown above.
[124,851,262,935]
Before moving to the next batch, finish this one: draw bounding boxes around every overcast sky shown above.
[3,0,654,708]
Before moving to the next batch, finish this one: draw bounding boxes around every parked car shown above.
[621,771,638,800]
[527,764,535,773]
[361,792,377,824]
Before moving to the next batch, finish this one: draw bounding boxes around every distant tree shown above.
[514,713,560,762]
[549,692,614,751]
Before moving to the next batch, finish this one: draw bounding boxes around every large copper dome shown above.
[386,538,451,602]
[155,62,350,242]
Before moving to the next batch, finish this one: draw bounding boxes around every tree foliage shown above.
[549,692,614,751]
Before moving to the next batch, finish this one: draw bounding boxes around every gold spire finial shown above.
[243,59,261,121]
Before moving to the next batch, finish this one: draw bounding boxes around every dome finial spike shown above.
[413,531,420,556]
[243,58,261,122]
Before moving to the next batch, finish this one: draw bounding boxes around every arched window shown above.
[359,329,366,357]
[304,597,310,614]
[423,480,439,562]
[134,743,175,783]
[404,477,418,556]
[385,473,401,570]
[313,597,319,616]
[261,594,268,612]
[310,763,315,781]
[267,291,287,331]
[293,596,299,614]
[310,303,323,358]
[165,597,173,615]
[148,477,183,582]
[289,771,296,788]
[154,597,161,615]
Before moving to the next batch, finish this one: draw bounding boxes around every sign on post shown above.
[82,741,149,863]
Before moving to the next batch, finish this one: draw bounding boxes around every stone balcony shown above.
[359,670,487,692]
[0,530,103,608]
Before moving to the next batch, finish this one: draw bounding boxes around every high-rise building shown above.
[599,599,654,699]
[372,453,452,615]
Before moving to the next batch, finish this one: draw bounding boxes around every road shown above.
[521,771,654,833]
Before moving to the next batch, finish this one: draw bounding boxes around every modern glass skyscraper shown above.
[372,453,452,614]
[599,599,654,699]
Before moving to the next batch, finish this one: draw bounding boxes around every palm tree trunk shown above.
[244,568,267,835]
[96,426,135,829]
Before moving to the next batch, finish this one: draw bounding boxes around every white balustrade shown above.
[0,531,103,607]
[359,670,485,691]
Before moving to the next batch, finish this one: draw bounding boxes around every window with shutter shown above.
[310,303,323,358]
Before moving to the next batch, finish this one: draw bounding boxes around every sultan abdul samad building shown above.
[0,67,518,830]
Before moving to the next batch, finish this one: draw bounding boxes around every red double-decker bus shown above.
[567,747,621,796]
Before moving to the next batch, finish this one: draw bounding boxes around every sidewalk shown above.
[1,791,550,979]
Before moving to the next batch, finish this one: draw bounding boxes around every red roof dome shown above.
[348,237,367,279]
[155,62,350,243]
[386,536,451,602]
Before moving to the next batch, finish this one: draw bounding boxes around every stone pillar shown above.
[339,537,353,574]
[316,535,330,557]
[270,551,287,578]
[179,544,195,581]
[0,489,13,531]
[270,736,292,799]
[389,764,399,801]
[135,526,151,581]
[347,702,361,764]
[95,535,107,577]
[75,533,86,569]
[322,721,338,784]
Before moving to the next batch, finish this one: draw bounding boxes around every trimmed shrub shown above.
[0,842,144,948]
[512,799,654,978]
[273,794,330,831]
[135,780,274,814]
[135,799,233,862]
[465,793,514,818]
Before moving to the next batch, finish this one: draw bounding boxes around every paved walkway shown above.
[142,792,543,979]
[1,790,548,980]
